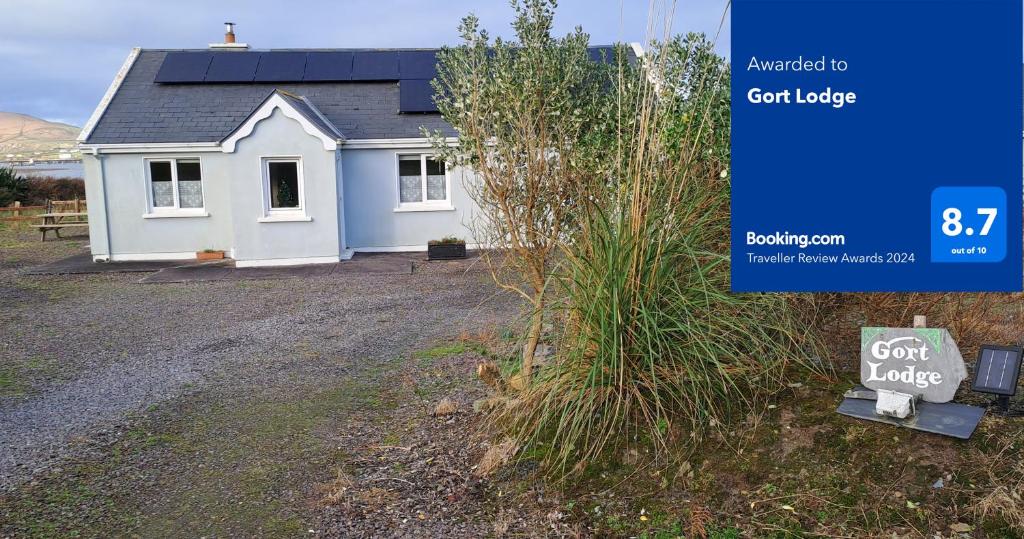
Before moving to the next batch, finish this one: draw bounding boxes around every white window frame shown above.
[394,153,453,212]
[142,157,208,218]
[258,156,311,222]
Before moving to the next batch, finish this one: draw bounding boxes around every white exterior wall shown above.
[341,147,480,250]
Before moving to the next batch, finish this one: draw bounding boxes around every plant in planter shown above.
[196,248,225,261]
[427,236,467,260]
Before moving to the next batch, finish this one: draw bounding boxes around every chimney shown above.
[210,22,248,49]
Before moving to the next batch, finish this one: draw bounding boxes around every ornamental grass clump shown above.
[495,30,829,476]
[432,0,828,477]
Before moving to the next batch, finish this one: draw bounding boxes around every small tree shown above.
[0,166,28,207]
[429,0,615,380]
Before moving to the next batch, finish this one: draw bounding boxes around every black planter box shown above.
[427,242,467,260]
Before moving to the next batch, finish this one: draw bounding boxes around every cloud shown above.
[0,0,731,126]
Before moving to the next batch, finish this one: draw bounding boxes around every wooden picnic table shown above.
[33,212,89,241]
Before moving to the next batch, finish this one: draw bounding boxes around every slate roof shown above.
[274,90,344,140]
[85,49,456,144]
[85,46,634,145]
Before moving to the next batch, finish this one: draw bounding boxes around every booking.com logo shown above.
[746,231,846,249]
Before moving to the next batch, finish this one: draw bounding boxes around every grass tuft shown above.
[493,31,829,477]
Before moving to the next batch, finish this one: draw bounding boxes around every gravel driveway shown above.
[0,228,520,536]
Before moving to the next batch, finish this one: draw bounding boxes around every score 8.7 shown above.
[930,187,1006,263]
[941,207,998,237]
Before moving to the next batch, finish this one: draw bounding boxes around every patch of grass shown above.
[535,378,1024,537]
[0,363,396,538]
[413,341,486,365]
[0,369,27,397]
[0,357,61,398]
[0,370,17,389]
[13,278,88,302]
[1,453,140,538]
[708,527,742,539]
[125,428,181,450]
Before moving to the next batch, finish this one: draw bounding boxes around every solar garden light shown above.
[875,388,917,419]
[971,344,1024,416]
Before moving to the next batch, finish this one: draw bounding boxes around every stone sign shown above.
[860,327,967,403]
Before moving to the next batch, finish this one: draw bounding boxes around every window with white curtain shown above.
[146,158,205,213]
[397,154,449,209]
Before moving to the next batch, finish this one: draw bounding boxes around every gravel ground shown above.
[0,226,525,536]
[8,228,1024,538]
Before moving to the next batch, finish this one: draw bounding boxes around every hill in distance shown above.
[0,112,81,160]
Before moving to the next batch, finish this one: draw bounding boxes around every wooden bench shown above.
[33,212,89,241]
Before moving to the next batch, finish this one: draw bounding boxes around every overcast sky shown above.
[0,0,731,127]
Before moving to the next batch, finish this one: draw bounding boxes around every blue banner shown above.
[731,0,1022,292]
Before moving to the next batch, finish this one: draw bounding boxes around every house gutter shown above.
[341,137,458,150]
[80,142,222,154]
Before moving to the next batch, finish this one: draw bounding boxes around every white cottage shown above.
[79,29,625,267]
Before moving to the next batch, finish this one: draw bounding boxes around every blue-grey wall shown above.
[228,108,340,262]
[84,115,481,261]
[84,150,233,258]
[84,108,340,262]
[341,148,479,250]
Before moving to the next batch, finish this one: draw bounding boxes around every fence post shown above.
[913,315,927,328]
[74,197,81,213]
[12,201,20,218]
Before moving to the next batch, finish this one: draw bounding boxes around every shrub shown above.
[24,176,85,206]
[0,166,28,207]
[493,32,827,476]
[430,0,618,377]
[428,236,465,246]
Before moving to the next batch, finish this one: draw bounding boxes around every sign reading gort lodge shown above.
[860,328,967,403]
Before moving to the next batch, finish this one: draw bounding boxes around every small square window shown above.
[261,158,305,220]
[147,158,204,212]
[397,154,448,207]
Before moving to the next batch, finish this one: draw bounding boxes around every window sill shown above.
[142,210,209,219]
[257,214,313,223]
[393,204,455,213]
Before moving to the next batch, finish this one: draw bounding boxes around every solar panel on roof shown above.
[204,52,261,82]
[972,345,1023,396]
[399,50,438,79]
[303,51,353,81]
[352,51,400,80]
[155,52,213,83]
[399,79,437,113]
[254,52,307,82]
